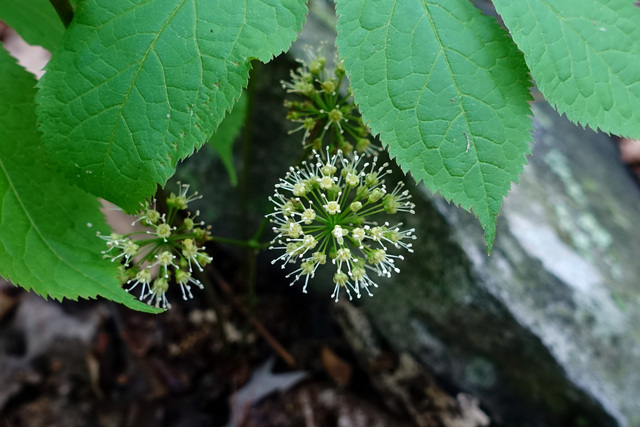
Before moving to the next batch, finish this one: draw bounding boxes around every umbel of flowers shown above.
[282,52,376,156]
[98,183,212,309]
[268,150,416,301]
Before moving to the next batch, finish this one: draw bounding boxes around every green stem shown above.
[49,0,74,28]
[239,63,257,239]
[250,217,269,243]
[210,235,267,249]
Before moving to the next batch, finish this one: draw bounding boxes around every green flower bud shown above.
[328,108,343,124]
[303,117,316,130]
[335,60,346,77]
[295,81,315,96]
[383,194,400,214]
[333,271,348,286]
[355,138,371,153]
[287,111,301,120]
[184,217,195,230]
[339,141,354,156]
[368,188,385,203]
[356,185,370,200]
[321,79,336,94]
[156,223,173,240]
[309,56,326,75]
[365,172,379,187]
[321,164,337,176]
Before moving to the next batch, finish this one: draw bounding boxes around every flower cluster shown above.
[282,51,376,156]
[98,183,213,309]
[268,150,416,301]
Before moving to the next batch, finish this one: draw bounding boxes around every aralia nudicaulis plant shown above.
[268,52,416,301]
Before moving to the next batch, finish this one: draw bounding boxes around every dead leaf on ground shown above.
[321,346,352,387]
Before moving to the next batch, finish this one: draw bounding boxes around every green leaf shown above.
[335,0,533,250]
[36,0,307,212]
[208,91,249,186]
[492,0,640,139]
[0,47,159,313]
[0,0,65,51]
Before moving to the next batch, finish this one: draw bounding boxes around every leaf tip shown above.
[484,220,496,255]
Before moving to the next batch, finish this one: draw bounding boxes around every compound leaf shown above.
[0,0,65,51]
[492,0,640,138]
[37,0,307,212]
[335,0,533,250]
[0,47,159,313]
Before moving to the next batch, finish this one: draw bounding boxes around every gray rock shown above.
[363,101,640,426]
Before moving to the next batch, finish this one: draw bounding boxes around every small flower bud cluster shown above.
[98,183,213,309]
[268,150,416,302]
[282,50,377,156]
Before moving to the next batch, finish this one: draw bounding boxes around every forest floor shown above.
[0,244,485,427]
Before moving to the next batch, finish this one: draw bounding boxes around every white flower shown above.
[351,228,366,247]
[127,269,152,298]
[175,270,204,301]
[324,200,341,215]
[301,208,316,224]
[100,182,213,309]
[167,182,202,210]
[318,175,335,190]
[267,150,416,301]
[154,222,174,241]
[332,225,348,245]
[98,232,123,254]
[132,198,162,226]
[146,278,171,309]
[182,238,212,272]
[152,251,177,279]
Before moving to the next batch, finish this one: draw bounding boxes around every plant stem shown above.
[239,63,257,239]
[210,235,267,249]
[236,66,260,312]
[49,0,74,28]
[250,217,269,245]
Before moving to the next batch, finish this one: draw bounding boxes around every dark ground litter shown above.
[0,240,492,427]
[0,242,479,427]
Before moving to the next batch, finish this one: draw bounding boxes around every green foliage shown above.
[36,0,308,212]
[335,0,533,250]
[2,0,640,308]
[208,92,249,186]
[0,0,65,51]
[0,47,159,313]
[492,0,640,139]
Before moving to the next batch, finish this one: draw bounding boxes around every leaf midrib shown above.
[101,0,190,189]
[417,0,492,218]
